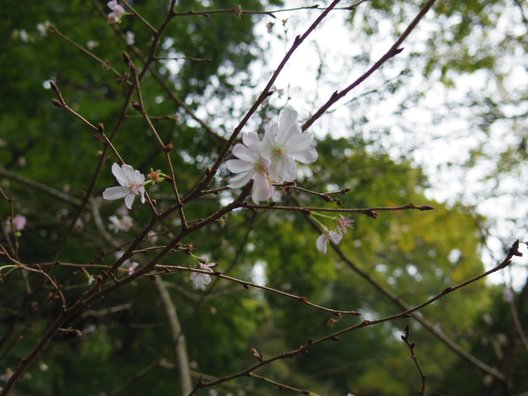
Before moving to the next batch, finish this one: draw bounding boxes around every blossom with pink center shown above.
[103,163,145,210]
[335,216,354,235]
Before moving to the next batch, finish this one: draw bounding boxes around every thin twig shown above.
[243,202,433,219]
[148,265,361,317]
[190,241,520,392]
[401,326,426,396]
[248,372,318,395]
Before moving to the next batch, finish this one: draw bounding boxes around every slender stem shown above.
[148,265,360,316]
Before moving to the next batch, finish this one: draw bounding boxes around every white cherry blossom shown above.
[190,262,215,290]
[262,106,318,182]
[226,132,277,203]
[316,230,343,254]
[102,163,146,210]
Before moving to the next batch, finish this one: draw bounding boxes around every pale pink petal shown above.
[232,144,255,162]
[278,123,302,145]
[107,0,118,10]
[280,156,297,182]
[316,234,328,254]
[290,146,318,163]
[111,163,128,186]
[278,107,298,140]
[226,159,253,173]
[114,4,126,14]
[242,131,260,148]
[328,231,343,245]
[229,171,253,188]
[268,159,282,181]
[124,193,135,210]
[139,186,146,203]
[284,132,313,150]
[251,172,272,203]
[103,186,128,200]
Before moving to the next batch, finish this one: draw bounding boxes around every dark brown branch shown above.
[302,0,437,131]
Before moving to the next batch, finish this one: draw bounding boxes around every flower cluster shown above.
[316,216,354,254]
[103,163,146,209]
[107,1,127,24]
[227,107,318,203]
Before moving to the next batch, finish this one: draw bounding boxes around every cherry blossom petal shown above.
[278,107,298,139]
[103,186,128,200]
[111,163,129,186]
[242,131,260,148]
[139,187,146,204]
[232,144,255,162]
[316,234,328,254]
[328,230,343,244]
[226,159,254,173]
[252,172,273,203]
[290,146,318,163]
[284,132,313,151]
[124,193,135,210]
[280,156,297,182]
[229,171,253,188]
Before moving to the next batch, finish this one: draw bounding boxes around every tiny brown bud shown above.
[49,80,60,94]
[131,100,142,111]
[234,4,242,18]
[51,98,63,108]
[163,143,174,153]
[97,122,105,133]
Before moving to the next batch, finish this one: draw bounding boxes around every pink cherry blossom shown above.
[4,215,26,233]
[335,216,354,235]
[107,0,126,24]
